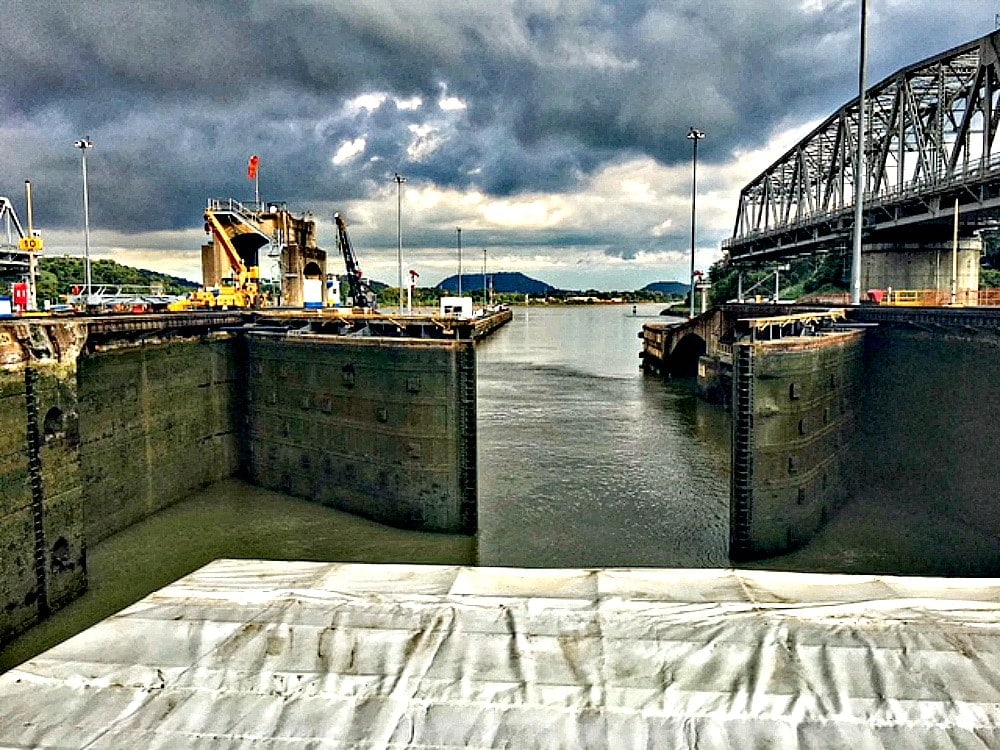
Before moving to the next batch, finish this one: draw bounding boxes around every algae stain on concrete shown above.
[0,478,475,672]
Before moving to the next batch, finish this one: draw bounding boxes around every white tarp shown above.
[1,561,998,749]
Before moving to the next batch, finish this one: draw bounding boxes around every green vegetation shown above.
[981,269,1000,289]
[981,231,1000,288]
[370,286,446,308]
[708,251,850,306]
[710,234,1000,300]
[0,256,197,304]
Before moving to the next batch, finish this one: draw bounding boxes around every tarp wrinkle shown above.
[0,561,997,749]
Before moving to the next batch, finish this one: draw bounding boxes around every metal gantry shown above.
[727,31,1000,261]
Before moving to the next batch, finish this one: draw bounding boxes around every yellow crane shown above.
[169,200,269,311]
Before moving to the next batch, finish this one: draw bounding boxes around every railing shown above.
[881,288,1000,307]
[797,292,852,305]
[68,283,168,297]
[207,198,261,223]
[742,309,848,338]
[799,289,1000,307]
[207,198,288,219]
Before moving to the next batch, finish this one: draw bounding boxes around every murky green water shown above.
[0,481,475,671]
[476,304,731,567]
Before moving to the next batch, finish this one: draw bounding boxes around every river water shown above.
[476,303,730,567]
[3,302,996,670]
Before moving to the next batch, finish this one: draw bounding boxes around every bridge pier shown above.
[861,238,981,297]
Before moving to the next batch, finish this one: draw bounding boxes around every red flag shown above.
[248,154,259,180]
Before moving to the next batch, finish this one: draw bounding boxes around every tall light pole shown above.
[482,247,488,307]
[25,180,37,312]
[394,173,406,313]
[850,0,869,305]
[456,227,463,297]
[74,137,94,304]
[687,127,705,319]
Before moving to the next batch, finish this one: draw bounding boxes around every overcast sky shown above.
[1,0,997,289]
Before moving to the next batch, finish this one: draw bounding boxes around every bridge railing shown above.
[877,289,1000,307]
[726,151,1000,249]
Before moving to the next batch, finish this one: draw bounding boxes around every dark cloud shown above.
[0,0,995,235]
[606,246,639,261]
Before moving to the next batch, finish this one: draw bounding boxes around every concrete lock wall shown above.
[77,338,241,545]
[0,324,87,647]
[849,328,1000,546]
[0,319,478,649]
[244,334,477,534]
[731,331,864,559]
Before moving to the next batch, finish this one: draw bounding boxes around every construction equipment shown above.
[169,199,327,311]
[334,213,377,311]
[169,200,269,311]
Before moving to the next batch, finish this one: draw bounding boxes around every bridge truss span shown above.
[727,31,1000,262]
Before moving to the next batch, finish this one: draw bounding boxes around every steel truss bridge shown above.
[726,31,1000,263]
[0,196,30,279]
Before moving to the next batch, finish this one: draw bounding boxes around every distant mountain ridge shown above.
[437,271,554,295]
[640,280,690,295]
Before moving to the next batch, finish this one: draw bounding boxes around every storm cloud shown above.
[0,0,995,286]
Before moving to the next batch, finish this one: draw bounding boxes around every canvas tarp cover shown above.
[1,561,998,748]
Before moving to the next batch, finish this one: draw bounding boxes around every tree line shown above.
[0,257,197,304]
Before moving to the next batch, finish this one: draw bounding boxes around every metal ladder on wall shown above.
[456,343,477,534]
[731,344,754,556]
[24,368,50,618]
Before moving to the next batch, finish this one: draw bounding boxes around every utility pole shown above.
[457,227,463,297]
[394,173,406,314]
[687,127,705,319]
[24,181,37,312]
[951,197,959,305]
[850,0,868,305]
[74,137,94,305]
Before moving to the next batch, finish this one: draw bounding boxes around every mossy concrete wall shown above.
[0,323,241,647]
[0,323,87,647]
[78,337,240,544]
[245,333,477,533]
[731,331,864,559]
[850,328,1000,545]
[0,318,479,649]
